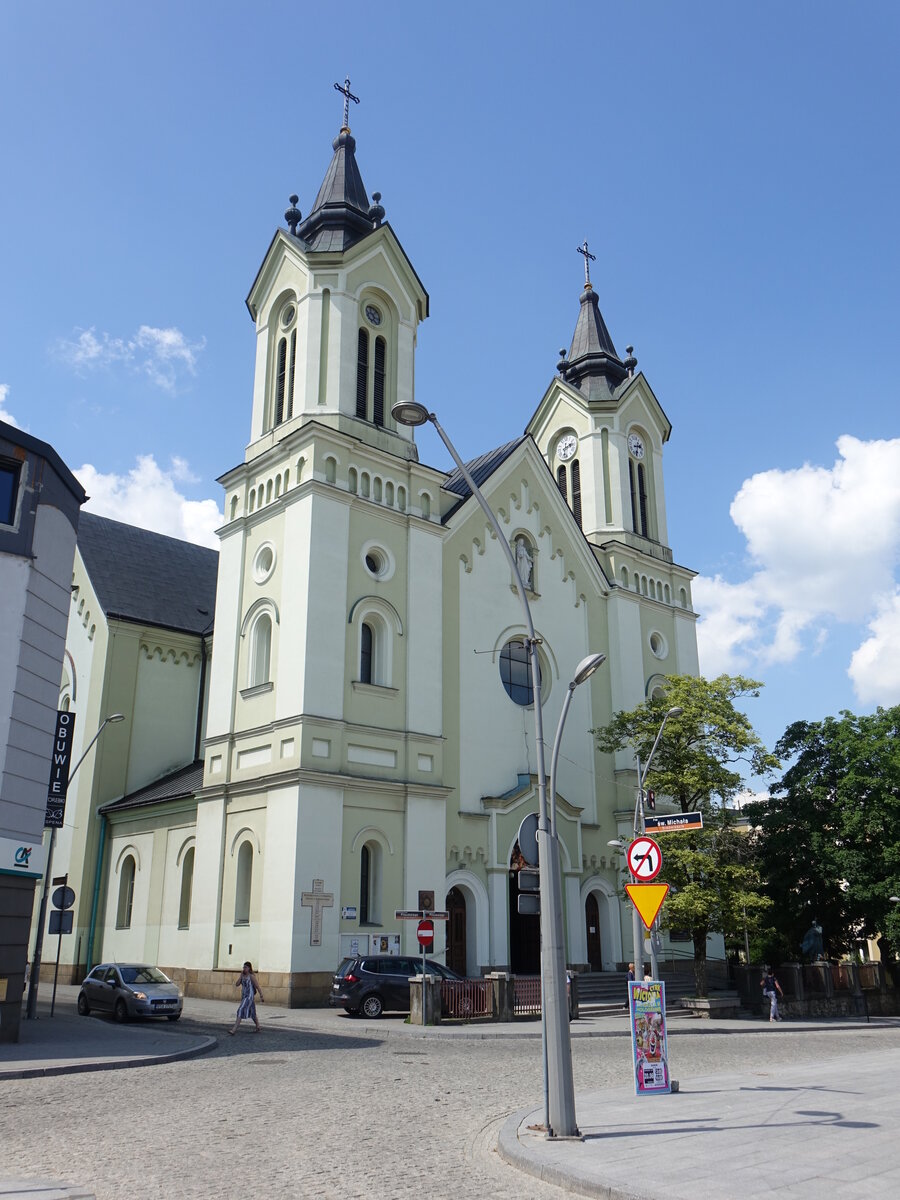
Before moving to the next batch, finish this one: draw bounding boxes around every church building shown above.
[41,102,699,1004]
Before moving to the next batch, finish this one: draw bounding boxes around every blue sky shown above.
[2,1,898,768]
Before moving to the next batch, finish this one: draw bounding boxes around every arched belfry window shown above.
[271,301,298,429]
[373,336,386,426]
[274,338,287,426]
[249,614,272,687]
[557,465,568,501]
[571,459,582,529]
[356,329,369,419]
[629,460,650,537]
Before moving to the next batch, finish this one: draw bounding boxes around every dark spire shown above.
[559,242,627,400]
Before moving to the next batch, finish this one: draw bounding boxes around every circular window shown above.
[361,541,395,581]
[365,550,384,575]
[649,631,668,659]
[364,303,382,327]
[499,639,542,706]
[253,543,276,584]
[281,303,296,328]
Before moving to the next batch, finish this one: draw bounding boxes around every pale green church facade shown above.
[39,115,698,1004]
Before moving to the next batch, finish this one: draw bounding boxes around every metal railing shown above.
[513,975,542,1016]
[440,978,491,1020]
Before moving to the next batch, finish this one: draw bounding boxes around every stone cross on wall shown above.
[300,878,334,946]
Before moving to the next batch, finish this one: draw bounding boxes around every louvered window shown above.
[356,329,369,419]
[571,459,582,529]
[360,621,373,685]
[373,336,386,426]
[556,465,567,501]
[629,460,639,534]
[274,338,287,426]
[287,329,297,420]
[637,463,649,536]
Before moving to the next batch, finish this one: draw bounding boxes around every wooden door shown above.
[585,893,603,972]
[446,887,467,976]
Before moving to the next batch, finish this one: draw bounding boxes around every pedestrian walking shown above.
[625,962,636,1009]
[761,967,783,1022]
[230,961,265,1034]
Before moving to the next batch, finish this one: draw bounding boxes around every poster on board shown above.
[629,980,671,1095]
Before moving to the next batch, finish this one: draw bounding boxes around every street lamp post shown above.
[392,401,589,1138]
[26,713,125,1019]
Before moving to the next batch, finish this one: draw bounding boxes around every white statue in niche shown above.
[515,537,534,590]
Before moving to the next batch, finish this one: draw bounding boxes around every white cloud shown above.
[695,435,900,705]
[0,383,20,428]
[848,591,900,705]
[55,324,205,393]
[76,455,223,549]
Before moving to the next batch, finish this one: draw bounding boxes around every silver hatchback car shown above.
[77,963,183,1022]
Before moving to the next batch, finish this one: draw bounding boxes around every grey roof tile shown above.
[77,513,217,635]
[100,759,203,814]
[441,436,527,522]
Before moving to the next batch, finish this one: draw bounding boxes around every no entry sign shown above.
[417,919,434,946]
[627,836,662,881]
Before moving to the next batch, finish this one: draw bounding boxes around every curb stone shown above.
[1,1034,217,1081]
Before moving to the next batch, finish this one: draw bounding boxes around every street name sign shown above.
[644,812,703,833]
[395,909,450,921]
[627,836,662,881]
[625,882,670,930]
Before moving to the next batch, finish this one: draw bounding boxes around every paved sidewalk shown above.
[499,1045,900,1199]
[1,998,216,1080]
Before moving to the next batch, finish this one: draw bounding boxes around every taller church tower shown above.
[197,90,448,992]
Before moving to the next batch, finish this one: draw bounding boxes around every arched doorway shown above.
[585,893,603,972]
[508,842,540,974]
[446,887,467,976]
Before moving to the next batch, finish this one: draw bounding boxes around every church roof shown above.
[561,285,628,403]
[294,129,380,253]
[77,512,218,636]
[441,436,528,522]
[99,759,204,814]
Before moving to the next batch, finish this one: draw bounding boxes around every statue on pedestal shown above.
[801,918,825,960]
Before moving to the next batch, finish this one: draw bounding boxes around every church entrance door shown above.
[508,846,540,974]
[446,887,467,976]
[585,893,603,972]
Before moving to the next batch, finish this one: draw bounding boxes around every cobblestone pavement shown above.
[4,994,900,1200]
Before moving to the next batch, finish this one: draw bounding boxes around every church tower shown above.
[197,85,448,994]
[527,244,697,716]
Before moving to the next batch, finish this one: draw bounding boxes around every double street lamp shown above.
[392,401,603,1138]
[26,712,125,1019]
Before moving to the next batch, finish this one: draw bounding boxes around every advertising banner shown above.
[629,980,671,1095]
[44,710,76,829]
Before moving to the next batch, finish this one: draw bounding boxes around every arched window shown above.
[421,492,431,520]
[397,486,406,512]
[116,855,136,929]
[178,847,194,930]
[557,464,568,501]
[571,459,582,529]
[373,477,382,503]
[249,614,272,687]
[360,622,374,685]
[385,481,394,506]
[356,328,369,419]
[361,472,370,499]
[234,841,253,925]
[348,468,358,494]
[373,336,386,426]
[499,639,540,706]
[359,840,381,924]
[325,457,337,485]
[274,337,287,426]
[287,328,297,421]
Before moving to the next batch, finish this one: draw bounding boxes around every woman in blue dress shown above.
[229,961,264,1034]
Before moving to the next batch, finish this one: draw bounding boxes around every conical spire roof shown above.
[561,284,628,402]
[295,128,379,253]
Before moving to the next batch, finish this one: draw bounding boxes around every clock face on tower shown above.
[627,433,645,460]
[557,434,577,461]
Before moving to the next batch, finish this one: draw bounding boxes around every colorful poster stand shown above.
[629,980,671,1095]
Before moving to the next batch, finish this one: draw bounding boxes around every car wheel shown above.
[113,998,129,1023]
[77,992,90,1016]
[361,993,384,1019]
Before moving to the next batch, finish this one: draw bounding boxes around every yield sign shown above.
[625,883,669,930]
[627,836,662,881]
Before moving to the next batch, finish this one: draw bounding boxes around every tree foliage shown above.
[747,706,900,961]
[594,674,779,813]
[595,674,778,994]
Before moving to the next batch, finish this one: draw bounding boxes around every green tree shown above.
[594,674,779,813]
[748,706,900,962]
[595,674,779,994]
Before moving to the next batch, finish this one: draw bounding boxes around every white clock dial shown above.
[557,434,577,461]
[628,433,645,460]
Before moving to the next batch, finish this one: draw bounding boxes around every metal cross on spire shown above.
[576,239,596,286]
[334,76,360,129]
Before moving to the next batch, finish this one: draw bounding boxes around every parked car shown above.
[330,955,463,1018]
[77,963,183,1022]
